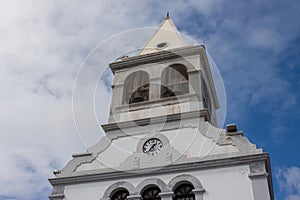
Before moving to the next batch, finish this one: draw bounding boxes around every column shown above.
[149,77,161,101]
[48,185,65,200]
[159,191,173,200]
[108,83,124,123]
[187,70,204,112]
[187,70,202,99]
[248,161,272,200]
[193,188,205,200]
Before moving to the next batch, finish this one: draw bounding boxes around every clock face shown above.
[143,138,163,155]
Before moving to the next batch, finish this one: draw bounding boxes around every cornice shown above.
[49,153,270,186]
[109,45,204,73]
[102,109,208,132]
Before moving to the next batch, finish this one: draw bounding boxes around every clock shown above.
[143,138,163,155]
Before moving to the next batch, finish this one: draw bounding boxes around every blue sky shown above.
[0,0,299,200]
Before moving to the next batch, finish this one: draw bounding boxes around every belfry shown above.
[49,15,274,200]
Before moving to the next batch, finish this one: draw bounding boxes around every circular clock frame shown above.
[142,138,163,155]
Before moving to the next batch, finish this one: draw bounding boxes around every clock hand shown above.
[145,145,152,152]
[148,143,157,152]
[145,143,154,152]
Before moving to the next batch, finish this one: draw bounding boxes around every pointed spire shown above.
[166,12,170,19]
[138,14,186,55]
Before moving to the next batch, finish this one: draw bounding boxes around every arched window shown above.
[123,71,150,104]
[111,189,129,200]
[142,186,161,200]
[174,183,195,200]
[161,64,189,98]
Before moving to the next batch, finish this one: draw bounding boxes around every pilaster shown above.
[159,191,173,200]
[149,77,161,101]
[193,188,205,200]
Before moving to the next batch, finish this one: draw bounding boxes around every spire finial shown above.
[166,12,170,19]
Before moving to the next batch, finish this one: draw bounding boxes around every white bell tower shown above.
[49,14,274,200]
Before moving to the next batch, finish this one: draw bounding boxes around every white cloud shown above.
[277,167,300,200]
[246,27,282,49]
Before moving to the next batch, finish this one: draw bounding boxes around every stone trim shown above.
[100,176,204,200]
[102,181,136,199]
[114,93,197,112]
[168,174,204,191]
[48,194,64,200]
[168,176,205,200]
[149,77,161,82]
[248,172,268,179]
[159,192,174,197]
[248,160,274,200]
[187,69,201,74]
[109,45,204,73]
[48,185,65,200]
[127,195,142,200]
[49,153,270,186]
[193,188,205,194]
[102,110,208,132]
[136,178,169,193]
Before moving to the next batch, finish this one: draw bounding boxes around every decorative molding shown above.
[136,178,168,193]
[248,160,274,200]
[127,195,142,200]
[102,110,208,132]
[49,153,270,186]
[48,185,65,200]
[159,192,174,197]
[193,188,205,194]
[102,181,136,199]
[114,93,197,112]
[48,194,65,200]
[248,172,268,179]
[109,45,204,73]
[187,69,201,74]
[168,174,203,191]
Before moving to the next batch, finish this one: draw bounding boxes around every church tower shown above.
[49,15,274,200]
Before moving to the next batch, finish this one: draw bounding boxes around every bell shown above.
[129,91,145,104]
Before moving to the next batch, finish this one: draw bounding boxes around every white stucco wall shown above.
[75,125,238,172]
[64,165,254,200]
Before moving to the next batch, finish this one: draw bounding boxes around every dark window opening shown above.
[161,64,189,98]
[174,183,195,200]
[111,189,129,200]
[129,84,149,104]
[161,86,176,98]
[123,71,150,104]
[142,186,161,200]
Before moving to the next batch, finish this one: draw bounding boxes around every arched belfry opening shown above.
[161,64,189,98]
[123,71,150,104]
